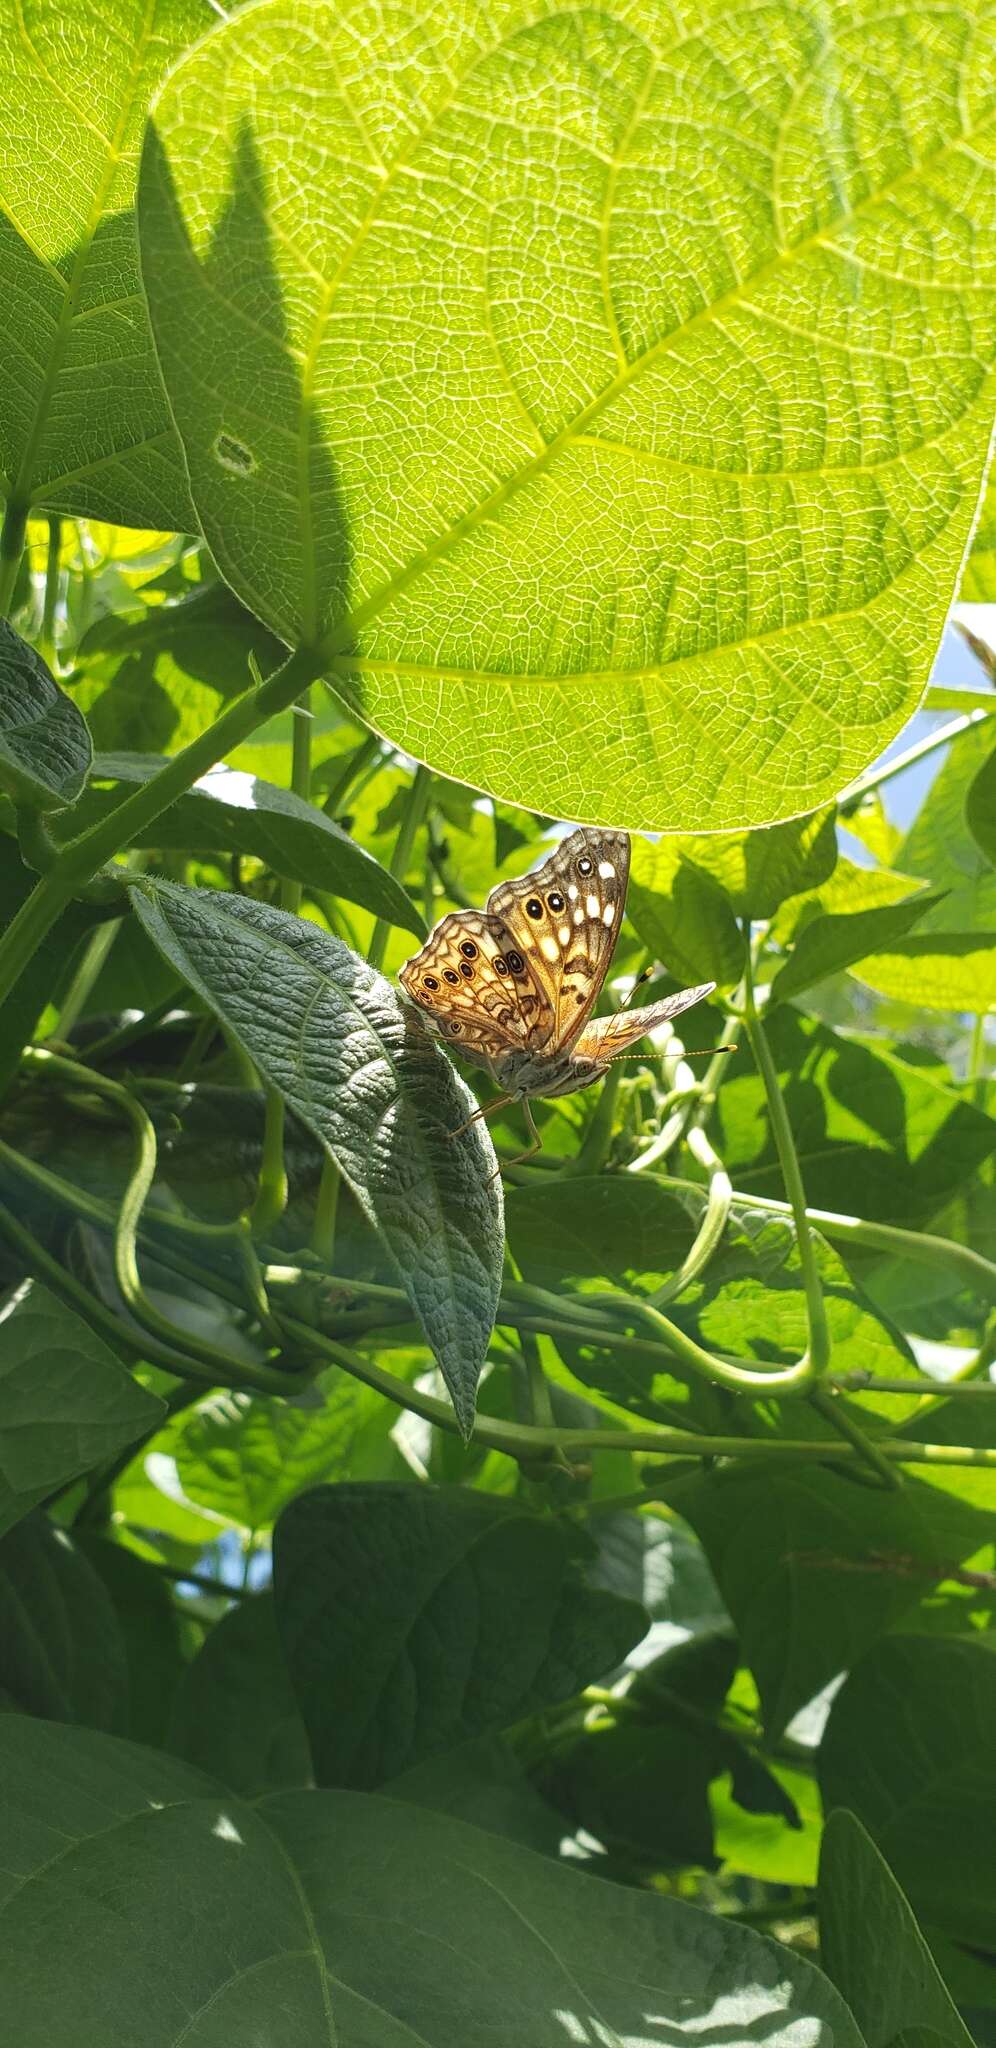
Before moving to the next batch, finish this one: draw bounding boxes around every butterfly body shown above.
[400,828,715,1115]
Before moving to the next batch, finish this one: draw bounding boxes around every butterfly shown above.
[399,826,715,1166]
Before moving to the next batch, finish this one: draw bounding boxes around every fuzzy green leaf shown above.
[0,620,92,809]
[131,879,503,1434]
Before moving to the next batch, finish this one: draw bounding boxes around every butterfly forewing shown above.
[398,907,555,1066]
[487,827,629,1051]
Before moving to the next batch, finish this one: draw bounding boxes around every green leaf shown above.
[131,878,503,1434]
[632,816,839,963]
[76,1535,187,1748]
[0,0,206,529]
[853,931,996,1013]
[272,1482,647,1786]
[626,844,744,986]
[770,891,942,1004]
[897,720,996,931]
[58,750,424,935]
[0,620,92,808]
[717,1007,996,1228]
[0,1515,127,1730]
[962,474,996,601]
[819,1633,996,1949]
[662,1463,991,1740]
[819,1809,976,2048]
[0,1281,163,1539]
[966,733,996,865]
[138,0,996,829]
[0,841,101,1090]
[0,1716,866,2047]
[173,1383,394,1532]
[168,1590,312,1796]
[71,581,287,755]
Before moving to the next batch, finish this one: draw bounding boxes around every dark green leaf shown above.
[0,839,102,1090]
[819,1632,996,1948]
[387,1735,565,1856]
[273,1482,647,1786]
[0,1715,867,2045]
[0,0,204,528]
[58,751,424,935]
[0,1515,127,1730]
[770,891,942,1004]
[663,1464,991,1740]
[0,1281,163,1539]
[168,1590,311,1796]
[131,879,503,1434]
[76,1536,186,1748]
[717,1008,996,1228]
[0,620,92,808]
[819,1809,975,2048]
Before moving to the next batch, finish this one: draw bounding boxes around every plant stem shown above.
[968,1011,989,1111]
[837,710,987,812]
[40,515,62,663]
[807,1386,901,1488]
[732,1193,996,1305]
[311,1153,341,1265]
[650,1123,732,1306]
[742,947,828,1381]
[0,641,326,1023]
[0,495,28,617]
[367,764,431,971]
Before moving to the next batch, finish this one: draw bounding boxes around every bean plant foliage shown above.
[0,0,994,2040]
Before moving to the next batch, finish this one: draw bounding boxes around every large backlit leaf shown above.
[852,931,996,1012]
[0,1716,866,2046]
[273,1482,647,1785]
[131,878,503,1433]
[138,0,996,828]
[0,0,208,529]
[0,620,92,808]
[819,1810,975,2048]
[0,1281,162,1540]
[819,1633,996,1948]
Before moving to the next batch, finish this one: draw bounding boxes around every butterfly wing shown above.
[399,908,555,1069]
[487,827,629,1051]
[572,983,716,1067]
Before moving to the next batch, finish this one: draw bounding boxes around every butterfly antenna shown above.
[607,1043,737,1066]
[617,965,655,1012]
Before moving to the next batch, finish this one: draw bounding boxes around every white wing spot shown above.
[568,884,578,901]
[586,895,600,918]
[598,860,616,879]
[540,935,560,963]
[603,904,615,925]
[558,925,570,946]
[573,907,584,925]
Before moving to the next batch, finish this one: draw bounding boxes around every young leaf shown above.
[130,878,503,1434]
[138,0,996,828]
[173,1383,394,1532]
[272,1482,647,1786]
[769,891,943,1003]
[0,1281,163,1540]
[0,620,92,808]
[0,1515,128,1730]
[59,750,425,935]
[0,1716,866,2046]
[819,1633,996,1949]
[819,1809,976,2048]
[662,1463,992,1741]
[0,0,208,530]
[852,931,996,1011]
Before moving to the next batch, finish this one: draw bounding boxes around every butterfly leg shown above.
[489,1097,543,1180]
[446,1093,515,1142]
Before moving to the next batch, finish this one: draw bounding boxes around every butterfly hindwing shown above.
[572,983,716,1067]
[486,827,629,1050]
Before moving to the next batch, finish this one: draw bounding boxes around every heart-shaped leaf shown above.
[131,878,503,1433]
[273,1482,647,1785]
[0,1715,866,2046]
[0,0,206,529]
[819,1810,975,2048]
[138,0,996,828]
